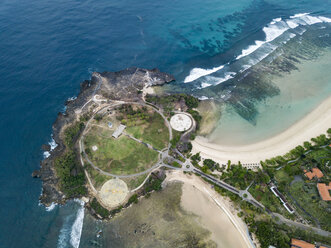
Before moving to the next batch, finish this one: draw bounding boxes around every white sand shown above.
[192,96,331,164]
[164,171,254,248]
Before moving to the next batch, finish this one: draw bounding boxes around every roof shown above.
[112,124,126,138]
[291,239,315,248]
[305,168,324,180]
[317,183,331,201]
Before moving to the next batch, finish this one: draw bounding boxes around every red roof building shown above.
[317,183,331,201]
[304,168,324,180]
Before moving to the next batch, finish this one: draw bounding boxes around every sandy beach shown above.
[192,96,331,165]
[164,171,255,248]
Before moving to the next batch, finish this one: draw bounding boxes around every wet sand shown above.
[192,96,331,164]
[165,171,254,248]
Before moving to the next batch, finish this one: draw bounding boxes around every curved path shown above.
[80,101,172,178]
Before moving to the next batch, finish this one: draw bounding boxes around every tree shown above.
[303,141,312,150]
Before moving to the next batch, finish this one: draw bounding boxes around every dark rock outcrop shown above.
[34,67,174,207]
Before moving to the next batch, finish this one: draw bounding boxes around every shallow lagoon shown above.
[209,48,331,145]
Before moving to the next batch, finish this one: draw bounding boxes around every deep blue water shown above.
[0,0,330,247]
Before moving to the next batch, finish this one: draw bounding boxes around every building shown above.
[317,182,331,201]
[112,124,126,139]
[270,186,295,214]
[291,238,315,248]
[304,168,324,180]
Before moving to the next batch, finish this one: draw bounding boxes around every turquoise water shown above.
[0,0,330,247]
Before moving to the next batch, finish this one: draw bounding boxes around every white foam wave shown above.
[46,202,58,212]
[201,82,212,88]
[67,96,77,101]
[200,72,236,88]
[57,200,85,248]
[198,96,209,100]
[183,13,331,87]
[236,13,331,60]
[43,136,58,158]
[184,64,225,83]
[270,17,281,25]
[70,200,85,248]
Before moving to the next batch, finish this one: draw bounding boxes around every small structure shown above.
[270,186,295,214]
[317,182,331,201]
[112,124,126,138]
[304,168,323,180]
[170,113,192,132]
[108,122,113,128]
[291,238,315,248]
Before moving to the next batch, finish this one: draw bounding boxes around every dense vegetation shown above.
[262,132,331,231]
[64,121,85,148]
[55,121,87,198]
[247,219,331,248]
[54,151,87,197]
[146,93,198,115]
[90,197,110,218]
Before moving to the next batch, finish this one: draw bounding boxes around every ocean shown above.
[0,0,330,247]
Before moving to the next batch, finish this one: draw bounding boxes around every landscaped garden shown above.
[84,125,159,175]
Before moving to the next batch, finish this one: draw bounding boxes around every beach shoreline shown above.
[192,96,331,165]
[164,171,255,248]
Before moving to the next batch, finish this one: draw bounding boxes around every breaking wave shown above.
[183,13,331,88]
[57,200,85,248]
[43,136,58,158]
[200,72,236,88]
[46,202,58,212]
[184,64,225,83]
[236,13,331,60]
[70,200,85,248]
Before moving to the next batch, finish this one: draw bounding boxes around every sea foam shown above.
[236,13,331,60]
[184,13,331,88]
[200,72,236,88]
[57,200,85,248]
[46,202,58,212]
[184,64,225,83]
[70,200,85,248]
[43,136,58,158]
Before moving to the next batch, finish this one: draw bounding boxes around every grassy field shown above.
[122,174,148,190]
[289,181,331,231]
[85,163,112,189]
[84,126,159,175]
[126,112,169,150]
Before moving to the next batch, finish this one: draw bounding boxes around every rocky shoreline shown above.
[33,67,174,207]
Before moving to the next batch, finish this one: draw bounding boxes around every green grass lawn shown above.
[123,174,148,190]
[84,126,159,175]
[126,112,169,150]
[85,163,112,189]
[289,181,331,231]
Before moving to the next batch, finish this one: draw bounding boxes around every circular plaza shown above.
[170,113,192,132]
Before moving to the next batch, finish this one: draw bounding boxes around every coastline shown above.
[164,171,255,248]
[192,96,331,164]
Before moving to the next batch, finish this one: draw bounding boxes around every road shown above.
[272,213,331,237]
[78,93,331,238]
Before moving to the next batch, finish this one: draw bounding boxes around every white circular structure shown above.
[92,145,98,151]
[170,113,192,132]
[99,179,129,208]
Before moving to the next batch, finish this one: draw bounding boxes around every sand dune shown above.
[192,96,331,165]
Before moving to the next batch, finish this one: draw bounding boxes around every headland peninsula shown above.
[34,67,331,248]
